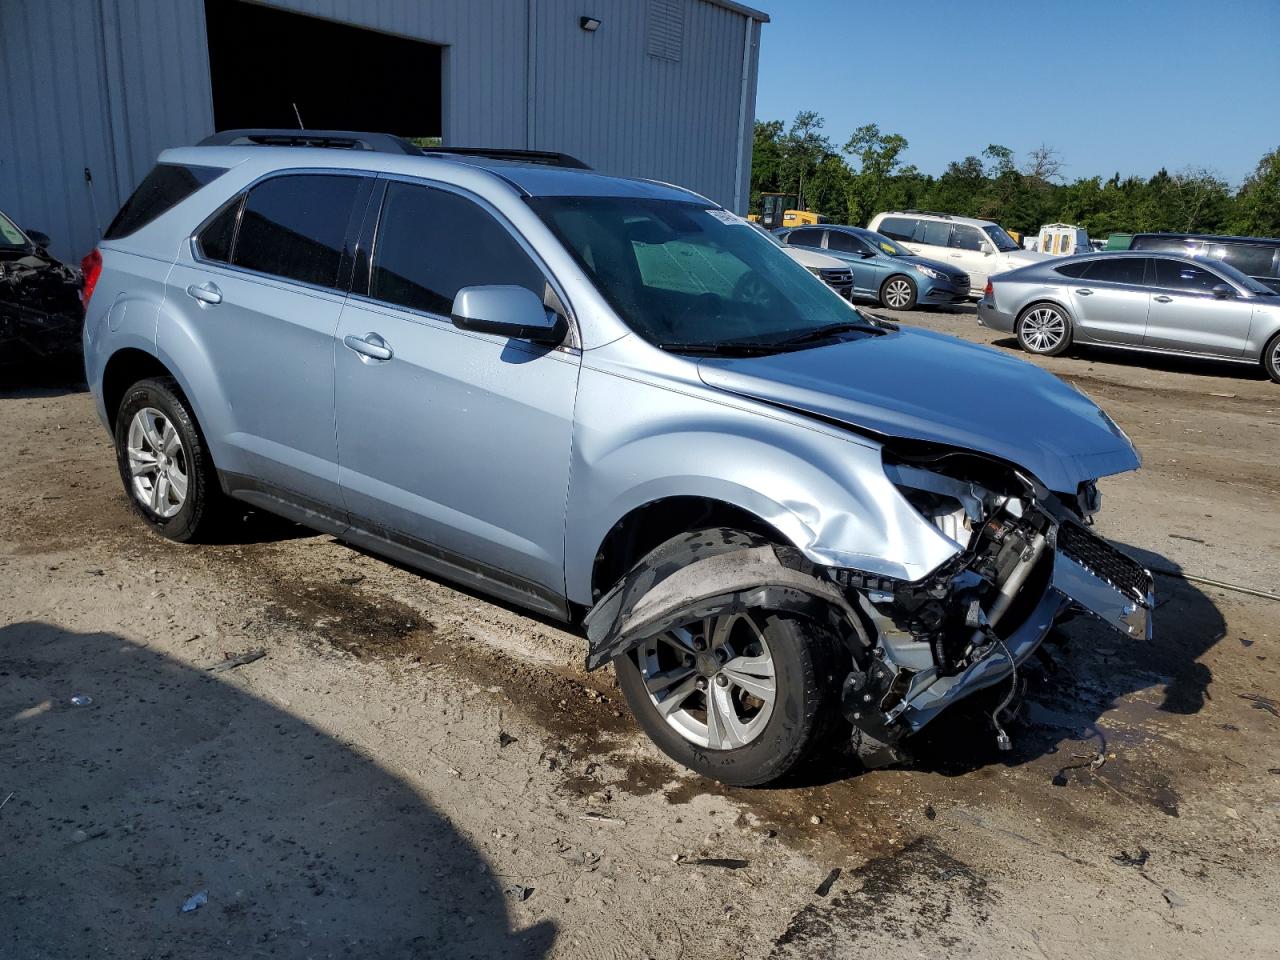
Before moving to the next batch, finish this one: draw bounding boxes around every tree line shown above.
[751,112,1280,240]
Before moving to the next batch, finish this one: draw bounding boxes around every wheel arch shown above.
[1015,297,1073,325]
[101,348,180,431]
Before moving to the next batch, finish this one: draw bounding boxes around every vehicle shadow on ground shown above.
[0,621,556,959]
[905,544,1224,788]
[987,336,1270,382]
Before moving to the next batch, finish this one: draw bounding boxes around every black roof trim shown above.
[198,129,424,155]
[420,147,591,170]
[1131,232,1280,246]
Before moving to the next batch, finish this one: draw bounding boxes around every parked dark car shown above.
[1129,233,1280,293]
[0,209,83,365]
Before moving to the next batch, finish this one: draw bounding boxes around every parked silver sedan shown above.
[978,252,1280,382]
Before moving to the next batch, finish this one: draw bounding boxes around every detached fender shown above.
[583,528,870,671]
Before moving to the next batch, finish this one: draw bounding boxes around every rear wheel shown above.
[1264,332,1280,384]
[879,274,917,311]
[113,377,223,542]
[616,607,846,786]
[1016,302,1073,356]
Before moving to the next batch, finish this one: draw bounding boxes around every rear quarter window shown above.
[104,163,227,240]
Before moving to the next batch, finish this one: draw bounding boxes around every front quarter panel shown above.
[564,341,962,605]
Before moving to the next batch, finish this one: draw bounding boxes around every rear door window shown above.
[105,163,227,240]
[369,181,545,316]
[1152,258,1227,294]
[878,217,916,242]
[787,228,825,248]
[1082,257,1147,285]
[232,174,364,289]
[920,221,952,247]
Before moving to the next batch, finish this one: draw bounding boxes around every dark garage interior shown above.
[204,0,443,139]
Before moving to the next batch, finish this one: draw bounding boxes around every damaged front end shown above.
[0,254,84,364]
[584,450,1153,769]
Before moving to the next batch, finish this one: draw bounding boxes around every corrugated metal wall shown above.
[0,0,763,263]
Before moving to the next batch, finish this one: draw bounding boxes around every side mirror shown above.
[980,241,994,256]
[26,229,51,249]
[859,249,876,259]
[1210,283,1235,300]
[451,285,567,344]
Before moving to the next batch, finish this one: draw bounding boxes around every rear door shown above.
[164,172,371,508]
[905,219,953,272]
[333,178,578,614]
[1065,256,1151,345]
[1143,257,1253,357]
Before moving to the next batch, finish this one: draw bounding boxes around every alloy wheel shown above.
[1021,307,1067,352]
[884,278,913,309]
[636,612,776,750]
[126,407,189,518]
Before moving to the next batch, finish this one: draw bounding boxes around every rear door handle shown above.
[1075,288,1093,296]
[1153,295,1173,303]
[186,281,222,305]
[343,332,393,362]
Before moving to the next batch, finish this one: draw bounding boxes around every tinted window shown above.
[1131,235,1200,255]
[233,174,362,288]
[104,163,227,240]
[920,221,952,247]
[827,231,867,254]
[1206,242,1277,279]
[787,228,825,248]
[878,217,916,242]
[1153,258,1226,294]
[196,197,242,263]
[1055,260,1092,279]
[951,226,985,251]
[1083,257,1147,285]
[371,182,545,315]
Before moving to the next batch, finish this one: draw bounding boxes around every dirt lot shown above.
[2,310,1278,959]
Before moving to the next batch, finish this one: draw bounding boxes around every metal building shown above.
[0,0,768,263]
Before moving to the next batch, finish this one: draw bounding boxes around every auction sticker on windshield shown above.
[706,209,748,226]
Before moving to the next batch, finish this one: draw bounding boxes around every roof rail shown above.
[902,209,953,219]
[197,129,424,155]
[421,147,591,169]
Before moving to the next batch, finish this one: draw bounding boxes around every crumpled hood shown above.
[697,326,1140,492]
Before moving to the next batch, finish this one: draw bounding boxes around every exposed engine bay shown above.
[584,447,1155,769]
[0,251,84,362]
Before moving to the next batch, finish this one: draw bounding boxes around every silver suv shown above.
[84,130,1154,785]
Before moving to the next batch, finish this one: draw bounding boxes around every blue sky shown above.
[752,0,1280,186]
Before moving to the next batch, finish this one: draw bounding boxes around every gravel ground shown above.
[2,310,1278,959]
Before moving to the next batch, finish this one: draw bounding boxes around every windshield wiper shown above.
[763,321,880,349]
[656,341,784,356]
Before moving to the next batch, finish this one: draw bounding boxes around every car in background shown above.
[0,209,83,366]
[775,224,968,310]
[749,221,855,299]
[978,251,1280,382]
[1129,233,1280,293]
[868,211,1050,297]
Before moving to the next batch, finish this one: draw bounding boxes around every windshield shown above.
[529,197,874,351]
[863,230,908,258]
[0,211,29,250]
[982,224,1020,252]
[1200,256,1278,296]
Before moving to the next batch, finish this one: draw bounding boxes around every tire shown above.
[879,274,917,311]
[1016,302,1073,356]
[1264,332,1280,384]
[113,376,223,543]
[616,608,847,786]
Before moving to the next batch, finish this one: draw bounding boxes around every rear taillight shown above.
[80,248,102,307]
[983,280,993,299]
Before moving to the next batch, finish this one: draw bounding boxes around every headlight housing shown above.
[913,264,943,280]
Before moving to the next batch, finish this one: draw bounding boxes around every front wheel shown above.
[1264,332,1280,384]
[615,610,846,786]
[879,274,917,311]
[1016,302,1073,356]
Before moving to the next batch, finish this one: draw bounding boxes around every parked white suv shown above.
[868,211,1050,297]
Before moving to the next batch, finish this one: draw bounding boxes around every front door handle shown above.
[343,332,394,362]
[1153,295,1173,303]
[1075,288,1093,296]
[186,281,222,305]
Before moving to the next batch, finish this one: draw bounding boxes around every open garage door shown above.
[204,0,443,140]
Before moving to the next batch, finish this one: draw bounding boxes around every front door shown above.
[333,179,578,614]
[946,223,993,291]
[825,230,882,300]
[1143,258,1254,358]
